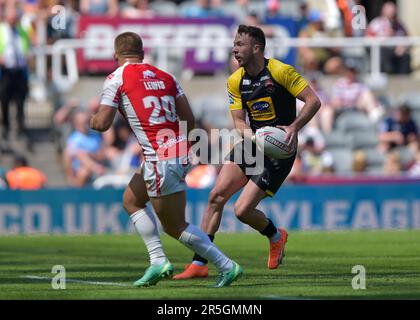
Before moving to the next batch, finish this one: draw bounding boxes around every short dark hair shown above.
[399,104,411,115]
[114,32,143,57]
[237,25,266,51]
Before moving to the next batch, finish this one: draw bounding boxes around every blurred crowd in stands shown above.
[0,0,419,189]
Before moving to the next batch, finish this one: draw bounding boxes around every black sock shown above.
[259,219,277,238]
[192,234,215,264]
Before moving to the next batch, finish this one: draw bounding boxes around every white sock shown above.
[130,207,167,266]
[178,224,233,272]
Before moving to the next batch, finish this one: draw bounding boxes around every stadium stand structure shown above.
[1,72,420,186]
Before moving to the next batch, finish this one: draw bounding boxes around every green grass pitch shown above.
[0,230,419,299]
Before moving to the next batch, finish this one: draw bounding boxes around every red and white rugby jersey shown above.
[100,62,189,161]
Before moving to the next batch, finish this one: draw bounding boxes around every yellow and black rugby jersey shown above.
[228,58,308,131]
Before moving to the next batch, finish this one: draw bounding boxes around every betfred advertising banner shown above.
[77,16,236,74]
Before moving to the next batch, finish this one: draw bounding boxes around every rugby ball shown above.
[254,126,295,159]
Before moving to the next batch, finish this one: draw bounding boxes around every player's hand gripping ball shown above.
[253,126,295,159]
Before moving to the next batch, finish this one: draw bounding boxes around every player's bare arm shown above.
[90,104,118,132]
[231,109,254,141]
[175,94,195,135]
[278,86,321,146]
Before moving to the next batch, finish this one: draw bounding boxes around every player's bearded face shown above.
[232,33,254,67]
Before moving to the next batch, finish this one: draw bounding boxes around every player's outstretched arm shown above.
[90,104,117,132]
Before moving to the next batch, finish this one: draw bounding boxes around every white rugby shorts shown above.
[142,155,192,197]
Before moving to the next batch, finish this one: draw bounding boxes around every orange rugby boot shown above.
[268,228,288,269]
[173,263,209,280]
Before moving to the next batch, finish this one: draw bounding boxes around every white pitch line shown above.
[20,275,131,287]
[262,294,314,300]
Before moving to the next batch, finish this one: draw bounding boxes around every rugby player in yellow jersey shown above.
[174,25,321,279]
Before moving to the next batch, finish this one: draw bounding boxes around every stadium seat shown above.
[325,148,353,174]
[342,50,368,74]
[365,163,384,175]
[403,92,420,110]
[277,0,301,18]
[364,148,385,167]
[349,129,379,149]
[223,1,242,18]
[324,130,350,148]
[377,94,393,110]
[335,110,371,132]
[248,1,266,19]
[412,110,420,128]
[394,146,415,167]
[150,0,179,17]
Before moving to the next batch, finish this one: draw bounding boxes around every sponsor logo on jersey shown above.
[251,101,270,112]
[143,70,156,79]
[246,97,276,121]
[243,79,251,85]
[157,134,187,149]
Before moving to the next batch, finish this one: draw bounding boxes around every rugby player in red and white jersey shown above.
[90,32,242,288]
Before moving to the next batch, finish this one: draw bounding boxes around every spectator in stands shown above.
[103,116,142,175]
[378,104,419,153]
[244,11,274,38]
[298,117,326,153]
[351,149,367,175]
[224,0,251,24]
[366,1,411,74]
[336,0,366,37]
[299,138,323,175]
[181,0,225,18]
[211,0,225,16]
[320,153,335,175]
[53,96,101,154]
[80,0,119,17]
[330,60,384,123]
[265,0,280,19]
[0,5,32,141]
[299,137,333,176]
[297,9,343,74]
[63,111,107,187]
[295,2,311,35]
[121,0,155,19]
[301,74,334,134]
[6,154,47,189]
[383,150,402,176]
[45,0,80,43]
